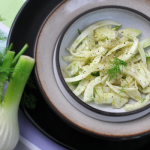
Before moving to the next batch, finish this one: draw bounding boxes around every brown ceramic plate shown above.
[35,0,150,139]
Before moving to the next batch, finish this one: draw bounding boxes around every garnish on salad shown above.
[62,20,150,111]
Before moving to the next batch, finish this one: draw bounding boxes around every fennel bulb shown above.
[0,55,35,150]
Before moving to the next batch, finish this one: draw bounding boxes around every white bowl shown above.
[53,6,150,122]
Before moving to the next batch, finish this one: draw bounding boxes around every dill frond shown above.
[21,92,36,109]
[89,95,95,101]
[20,77,37,109]
[122,76,128,83]
[88,60,91,65]
[27,77,37,89]
[102,36,109,42]
[70,74,81,87]
[108,57,127,80]
[0,30,7,42]
[119,84,126,94]
[78,66,83,72]
[145,51,150,61]
[141,97,146,103]
[94,88,100,99]
[91,71,100,76]
[78,29,82,35]
[114,25,121,30]
[71,80,81,87]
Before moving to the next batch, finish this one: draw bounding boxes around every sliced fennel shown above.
[84,75,107,102]
[69,20,121,55]
[125,93,150,111]
[140,37,150,48]
[62,20,150,111]
[118,28,141,39]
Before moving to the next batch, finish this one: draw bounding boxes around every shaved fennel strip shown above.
[84,75,108,102]
[70,20,121,53]
[106,81,129,98]
[125,93,150,111]
[121,66,149,88]
[73,79,89,96]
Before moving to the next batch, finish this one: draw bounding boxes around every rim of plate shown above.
[55,5,150,117]
[33,2,150,139]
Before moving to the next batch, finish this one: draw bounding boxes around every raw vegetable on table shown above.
[62,20,150,111]
[0,16,35,150]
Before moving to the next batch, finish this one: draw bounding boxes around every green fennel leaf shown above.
[78,29,82,35]
[0,30,7,42]
[146,51,150,61]
[70,74,81,86]
[78,66,83,72]
[89,95,95,101]
[21,92,36,109]
[71,80,81,87]
[102,36,109,42]
[119,84,126,94]
[76,29,82,47]
[94,88,100,99]
[27,77,37,89]
[141,97,146,103]
[91,71,100,76]
[88,60,91,65]
[113,25,122,30]
[122,76,128,83]
[20,77,37,109]
[108,57,127,80]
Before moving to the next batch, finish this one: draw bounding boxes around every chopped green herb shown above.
[88,60,91,65]
[70,74,81,86]
[77,41,82,48]
[108,57,127,80]
[119,84,126,94]
[78,66,83,72]
[113,25,122,30]
[90,95,95,101]
[91,71,100,76]
[78,29,82,34]
[71,74,77,77]
[0,30,7,42]
[71,80,81,86]
[141,97,146,103]
[94,88,100,99]
[146,51,150,61]
[123,76,128,83]
[102,36,109,42]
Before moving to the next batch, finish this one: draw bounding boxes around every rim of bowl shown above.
[55,5,150,117]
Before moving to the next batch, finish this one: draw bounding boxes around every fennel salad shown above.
[61,20,150,111]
